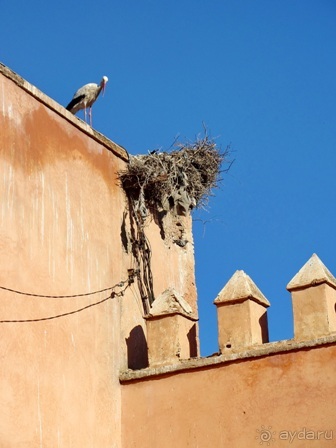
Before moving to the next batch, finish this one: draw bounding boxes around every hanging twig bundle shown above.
[119,135,232,219]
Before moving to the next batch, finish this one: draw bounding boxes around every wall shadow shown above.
[259,312,269,343]
[187,324,198,358]
[126,325,149,370]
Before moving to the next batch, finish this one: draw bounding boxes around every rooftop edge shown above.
[0,62,129,162]
[119,333,336,382]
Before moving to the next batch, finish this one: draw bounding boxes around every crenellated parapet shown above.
[214,270,270,352]
[145,288,198,367]
[287,253,336,340]
[143,253,336,367]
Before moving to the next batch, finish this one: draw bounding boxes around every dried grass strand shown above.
[119,136,231,217]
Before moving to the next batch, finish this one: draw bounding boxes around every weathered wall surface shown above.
[121,342,336,447]
[0,69,129,448]
[121,255,336,447]
[2,64,336,448]
[0,66,198,447]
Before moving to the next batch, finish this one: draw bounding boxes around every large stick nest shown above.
[119,136,231,219]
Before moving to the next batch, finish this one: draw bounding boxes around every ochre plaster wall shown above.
[0,68,197,447]
[0,70,129,448]
[2,65,335,448]
[121,344,336,448]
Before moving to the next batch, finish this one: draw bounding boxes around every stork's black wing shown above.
[66,94,85,111]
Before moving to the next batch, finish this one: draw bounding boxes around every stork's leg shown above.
[89,107,92,127]
[84,108,87,123]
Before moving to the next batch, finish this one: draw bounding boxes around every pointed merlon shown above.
[287,253,336,291]
[148,288,195,318]
[214,270,270,307]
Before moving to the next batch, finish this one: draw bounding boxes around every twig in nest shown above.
[119,135,232,218]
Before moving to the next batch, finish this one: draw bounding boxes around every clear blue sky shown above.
[1,1,336,355]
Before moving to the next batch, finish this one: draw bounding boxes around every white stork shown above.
[66,76,108,126]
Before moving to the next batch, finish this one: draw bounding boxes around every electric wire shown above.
[0,270,139,323]
[0,281,127,299]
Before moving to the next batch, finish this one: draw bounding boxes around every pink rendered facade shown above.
[1,63,335,448]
